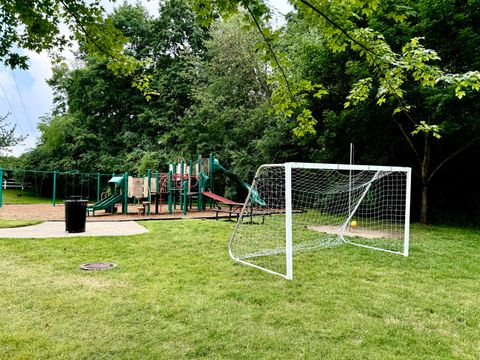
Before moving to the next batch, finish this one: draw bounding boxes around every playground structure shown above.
[87,176,125,216]
[0,154,262,219]
[113,154,261,217]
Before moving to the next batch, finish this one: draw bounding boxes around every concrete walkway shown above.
[0,221,148,238]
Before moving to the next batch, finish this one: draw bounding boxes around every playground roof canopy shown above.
[108,176,125,186]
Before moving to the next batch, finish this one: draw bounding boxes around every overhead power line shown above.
[0,81,26,134]
[10,70,36,133]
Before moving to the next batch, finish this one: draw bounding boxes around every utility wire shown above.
[298,0,377,57]
[246,5,293,96]
[0,81,26,134]
[10,70,36,133]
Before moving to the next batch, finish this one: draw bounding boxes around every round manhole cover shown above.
[80,262,117,271]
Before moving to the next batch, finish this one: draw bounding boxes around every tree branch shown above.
[245,5,293,96]
[59,0,122,63]
[298,0,377,57]
[395,118,421,164]
[427,137,480,183]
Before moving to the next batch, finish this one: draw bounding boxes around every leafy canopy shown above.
[191,0,480,137]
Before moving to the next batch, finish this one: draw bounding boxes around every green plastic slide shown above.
[211,159,266,206]
[87,194,124,215]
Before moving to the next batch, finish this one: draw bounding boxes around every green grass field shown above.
[1,188,52,204]
[0,220,479,359]
[0,219,41,228]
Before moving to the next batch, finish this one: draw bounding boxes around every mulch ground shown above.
[0,204,227,222]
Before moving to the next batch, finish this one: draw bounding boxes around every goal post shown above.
[229,162,412,280]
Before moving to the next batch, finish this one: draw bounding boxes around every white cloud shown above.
[24,50,54,121]
[269,0,294,15]
[9,136,38,157]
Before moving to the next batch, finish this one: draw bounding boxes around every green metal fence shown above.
[0,155,216,214]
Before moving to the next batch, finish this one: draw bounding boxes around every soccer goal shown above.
[228,163,412,280]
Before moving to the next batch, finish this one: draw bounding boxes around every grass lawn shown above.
[0,220,41,228]
[1,189,52,204]
[0,220,479,359]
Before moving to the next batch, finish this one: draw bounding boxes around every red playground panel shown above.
[202,191,244,206]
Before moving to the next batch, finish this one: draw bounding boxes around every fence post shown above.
[97,173,100,203]
[0,167,3,208]
[52,170,57,207]
[155,170,159,214]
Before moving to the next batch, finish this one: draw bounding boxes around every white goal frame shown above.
[229,162,412,280]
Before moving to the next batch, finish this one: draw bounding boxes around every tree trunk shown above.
[419,131,431,225]
[420,182,428,225]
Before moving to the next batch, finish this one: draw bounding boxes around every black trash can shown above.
[64,198,88,233]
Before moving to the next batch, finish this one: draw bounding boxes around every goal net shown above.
[229,163,411,279]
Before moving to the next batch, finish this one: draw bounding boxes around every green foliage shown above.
[19,0,480,224]
[180,14,281,182]
[411,121,442,139]
[345,78,372,107]
[0,0,158,99]
[0,0,121,69]
[21,1,209,174]
[135,151,164,175]
[192,0,480,141]
[0,114,26,155]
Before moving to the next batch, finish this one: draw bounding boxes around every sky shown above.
[0,0,293,157]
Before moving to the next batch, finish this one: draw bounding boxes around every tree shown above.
[336,1,480,224]
[179,14,314,193]
[28,1,208,173]
[0,114,26,154]
[134,0,209,150]
[29,4,156,172]
[0,0,128,68]
[192,0,480,224]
